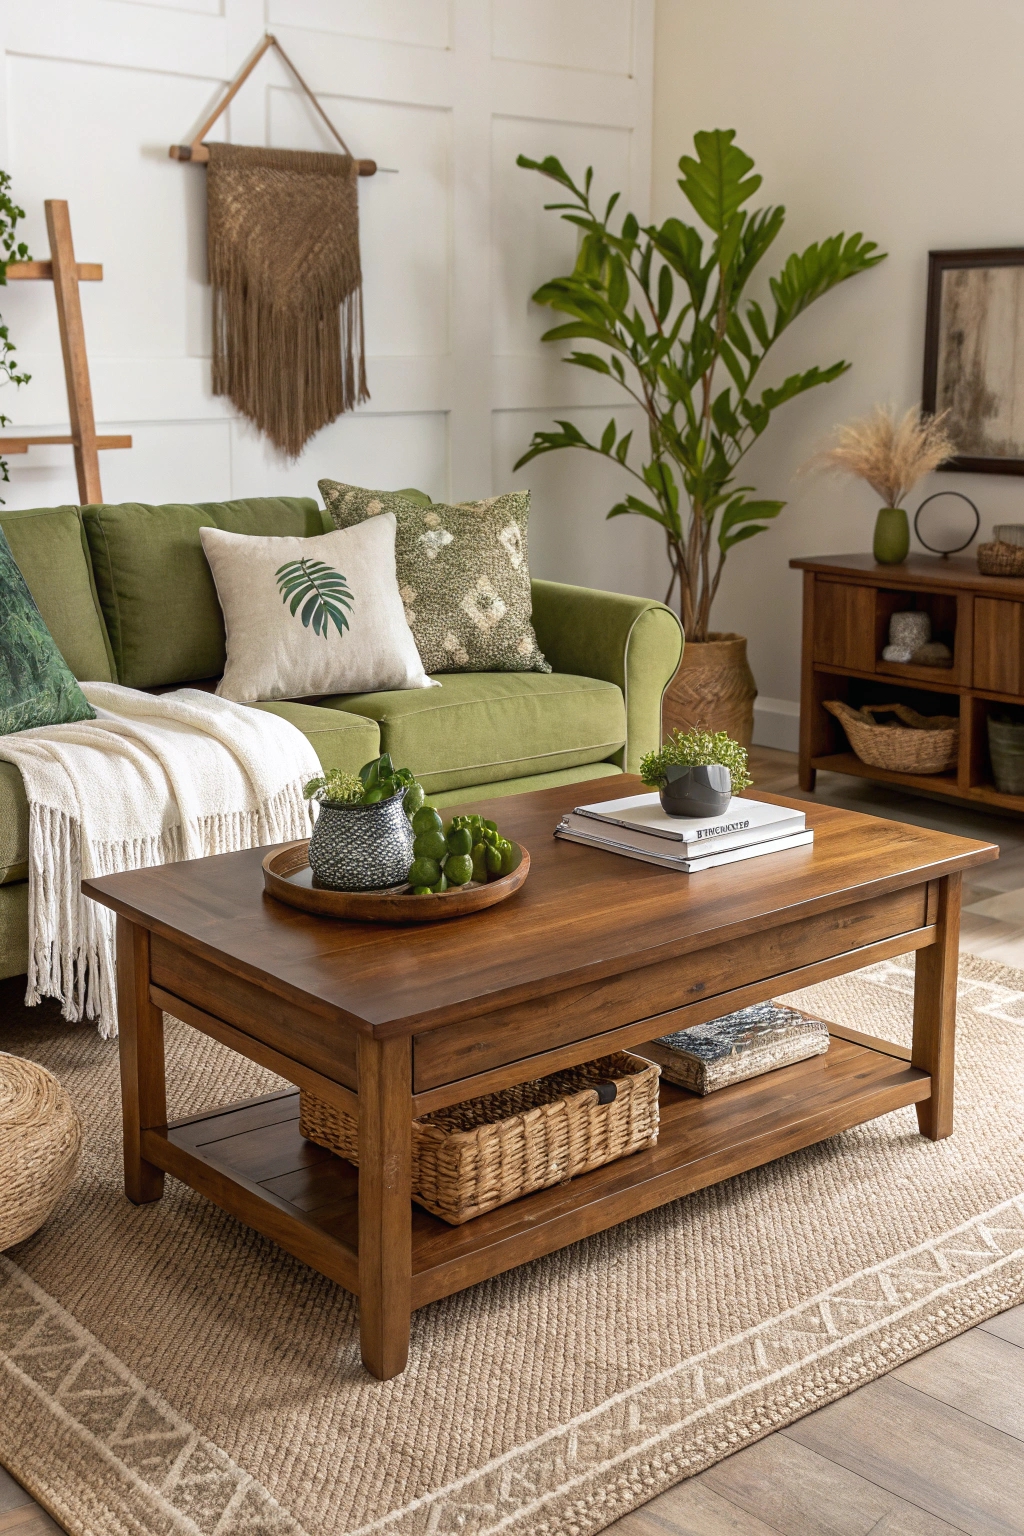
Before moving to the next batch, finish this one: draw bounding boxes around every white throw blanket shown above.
[0,683,321,1037]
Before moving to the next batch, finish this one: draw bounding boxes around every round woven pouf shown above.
[0,1052,82,1251]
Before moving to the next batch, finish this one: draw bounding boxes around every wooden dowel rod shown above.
[170,142,376,174]
[5,260,102,281]
[0,435,131,453]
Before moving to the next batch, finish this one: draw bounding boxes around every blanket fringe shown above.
[26,783,313,1038]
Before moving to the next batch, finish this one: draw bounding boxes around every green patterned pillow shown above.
[319,481,550,675]
[0,527,96,733]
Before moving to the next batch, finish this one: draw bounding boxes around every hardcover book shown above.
[554,822,813,873]
[641,1002,830,1095]
[571,792,805,846]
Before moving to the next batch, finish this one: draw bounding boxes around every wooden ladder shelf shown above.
[0,199,131,504]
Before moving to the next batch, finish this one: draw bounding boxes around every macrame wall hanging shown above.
[171,34,378,456]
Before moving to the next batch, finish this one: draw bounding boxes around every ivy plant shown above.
[0,170,31,499]
[514,131,886,641]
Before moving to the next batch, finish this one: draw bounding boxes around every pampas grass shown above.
[808,405,956,507]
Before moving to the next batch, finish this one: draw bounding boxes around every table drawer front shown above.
[150,938,358,1089]
[412,884,928,1092]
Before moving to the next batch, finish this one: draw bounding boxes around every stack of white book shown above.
[555,792,813,873]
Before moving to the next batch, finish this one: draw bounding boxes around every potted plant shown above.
[808,404,955,564]
[640,727,752,817]
[515,130,886,744]
[304,755,419,891]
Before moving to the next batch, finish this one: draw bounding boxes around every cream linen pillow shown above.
[200,515,435,703]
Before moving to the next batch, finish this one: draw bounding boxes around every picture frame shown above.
[922,246,1024,476]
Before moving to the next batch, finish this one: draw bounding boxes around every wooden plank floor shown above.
[5,746,1024,1535]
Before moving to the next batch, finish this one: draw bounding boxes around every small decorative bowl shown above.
[308,789,414,891]
[658,763,732,818]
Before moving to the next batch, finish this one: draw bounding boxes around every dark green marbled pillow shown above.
[0,527,96,734]
[319,481,550,675]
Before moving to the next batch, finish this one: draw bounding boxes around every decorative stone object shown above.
[308,790,415,892]
[642,1002,830,1095]
[882,610,930,662]
[0,1053,82,1251]
[910,640,953,668]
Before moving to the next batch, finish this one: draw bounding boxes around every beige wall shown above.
[653,0,1024,745]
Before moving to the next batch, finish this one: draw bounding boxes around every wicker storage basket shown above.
[977,540,1024,576]
[824,700,959,775]
[0,1053,82,1251]
[300,1052,660,1225]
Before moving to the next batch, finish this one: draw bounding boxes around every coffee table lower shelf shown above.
[140,1026,929,1310]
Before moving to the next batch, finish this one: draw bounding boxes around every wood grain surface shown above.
[84,778,996,1037]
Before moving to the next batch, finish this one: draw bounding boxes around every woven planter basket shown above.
[662,633,757,749]
[824,700,959,775]
[978,540,1024,577]
[0,1053,82,1251]
[300,1052,660,1225]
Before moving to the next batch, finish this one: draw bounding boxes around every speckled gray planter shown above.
[308,792,414,892]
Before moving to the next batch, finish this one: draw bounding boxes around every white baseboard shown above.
[752,696,800,753]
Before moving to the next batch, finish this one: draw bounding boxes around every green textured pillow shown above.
[319,481,550,675]
[0,527,96,733]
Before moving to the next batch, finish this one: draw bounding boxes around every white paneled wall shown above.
[0,0,660,601]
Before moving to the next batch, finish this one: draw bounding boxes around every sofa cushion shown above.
[0,527,97,735]
[322,671,626,794]
[0,506,115,682]
[247,700,379,775]
[82,496,323,687]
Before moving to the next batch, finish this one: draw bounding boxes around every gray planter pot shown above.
[988,714,1024,797]
[658,762,732,818]
[308,790,415,891]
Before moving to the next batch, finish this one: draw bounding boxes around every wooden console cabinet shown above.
[791,552,1024,813]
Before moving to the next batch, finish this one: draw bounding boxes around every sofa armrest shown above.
[531,579,683,773]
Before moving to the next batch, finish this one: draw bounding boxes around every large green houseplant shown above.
[515,130,885,742]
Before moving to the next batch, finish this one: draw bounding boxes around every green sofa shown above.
[0,495,683,981]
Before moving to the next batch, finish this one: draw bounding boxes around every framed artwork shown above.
[922,247,1024,475]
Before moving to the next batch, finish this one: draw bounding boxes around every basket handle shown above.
[859,702,920,727]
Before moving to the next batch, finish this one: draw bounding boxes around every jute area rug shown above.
[2,952,1024,1536]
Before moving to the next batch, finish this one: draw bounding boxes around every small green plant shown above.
[640,727,752,793]
[303,754,425,812]
[303,768,364,806]
[0,169,32,500]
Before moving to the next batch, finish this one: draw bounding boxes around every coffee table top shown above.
[84,776,997,1035]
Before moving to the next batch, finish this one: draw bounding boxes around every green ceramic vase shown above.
[872,506,910,565]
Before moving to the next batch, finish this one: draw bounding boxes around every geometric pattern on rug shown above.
[2,950,1024,1536]
[350,1195,1024,1536]
[0,1259,307,1536]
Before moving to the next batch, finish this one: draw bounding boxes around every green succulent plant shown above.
[640,727,752,793]
[302,769,364,806]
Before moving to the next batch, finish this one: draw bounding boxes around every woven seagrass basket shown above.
[824,700,959,775]
[300,1052,660,1225]
[978,540,1024,577]
[0,1053,82,1251]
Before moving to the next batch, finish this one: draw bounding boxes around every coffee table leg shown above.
[116,917,166,1203]
[357,1034,413,1380]
[912,874,961,1140]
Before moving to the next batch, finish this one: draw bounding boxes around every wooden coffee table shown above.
[84,778,997,1380]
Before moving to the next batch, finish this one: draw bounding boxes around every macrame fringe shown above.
[25,781,313,1040]
[207,143,368,457]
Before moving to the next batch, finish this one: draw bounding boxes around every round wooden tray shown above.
[262,838,530,923]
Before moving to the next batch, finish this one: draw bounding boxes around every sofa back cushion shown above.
[0,506,115,682]
[82,496,323,686]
